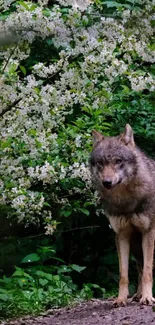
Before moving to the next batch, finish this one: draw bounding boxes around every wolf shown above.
[90,124,155,307]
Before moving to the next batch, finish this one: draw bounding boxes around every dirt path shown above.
[2,299,155,325]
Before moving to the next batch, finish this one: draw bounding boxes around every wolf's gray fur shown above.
[90,124,155,306]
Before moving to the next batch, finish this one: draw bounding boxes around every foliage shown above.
[0,246,105,319]
[0,0,154,308]
[0,0,154,231]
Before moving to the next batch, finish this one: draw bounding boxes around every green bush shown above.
[0,246,104,319]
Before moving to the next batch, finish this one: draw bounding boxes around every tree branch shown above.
[19,225,100,239]
[0,98,22,117]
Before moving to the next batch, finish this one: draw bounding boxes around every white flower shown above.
[44,224,55,235]
[75,135,81,147]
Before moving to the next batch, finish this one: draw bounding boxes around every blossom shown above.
[0,0,154,231]
[44,224,55,235]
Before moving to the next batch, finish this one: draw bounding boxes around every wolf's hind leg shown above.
[140,230,155,305]
[132,260,143,301]
[130,231,143,301]
[113,233,130,307]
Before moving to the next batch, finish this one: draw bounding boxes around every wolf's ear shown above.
[92,130,104,145]
[120,124,135,147]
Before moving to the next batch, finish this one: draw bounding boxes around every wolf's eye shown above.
[115,158,122,164]
[97,160,103,166]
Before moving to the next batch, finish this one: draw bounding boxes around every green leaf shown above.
[62,210,72,217]
[30,4,37,11]
[51,257,65,263]
[36,270,53,281]
[121,85,130,93]
[12,269,24,277]
[5,181,15,189]
[0,293,9,301]
[17,1,30,10]
[61,8,69,13]
[20,65,26,76]
[0,276,11,284]
[42,9,51,17]
[80,208,90,216]
[39,279,48,286]
[46,39,53,46]
[70,264,86,273]
[57,265,72,273]
[43,202,51,207]
[102,1,131,9]
[21,253,40,263]
[17,278,27,287]
[102,1,120,8]
[28,128,37,137]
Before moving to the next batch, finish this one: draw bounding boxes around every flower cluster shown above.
[0,0,154,231]
[27,162,57,184]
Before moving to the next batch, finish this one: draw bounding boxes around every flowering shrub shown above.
[0,0,155,233]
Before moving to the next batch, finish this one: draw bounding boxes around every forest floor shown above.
[2,298,155,325]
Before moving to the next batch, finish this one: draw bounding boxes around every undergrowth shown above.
[0,246,105,319]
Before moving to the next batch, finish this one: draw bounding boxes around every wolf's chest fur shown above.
[104,188,151,233]
[101,184,149,214]
[108,213,151,234]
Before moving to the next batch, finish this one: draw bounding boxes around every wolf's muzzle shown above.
[102,180,112,189]
[102,178,122,189]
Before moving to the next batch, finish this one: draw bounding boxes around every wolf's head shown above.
[90,124,138,191]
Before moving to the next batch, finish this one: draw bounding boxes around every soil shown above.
[1,298,155,325]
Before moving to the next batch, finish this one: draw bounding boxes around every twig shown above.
[19,225,99,239]
[62,225,100,232]
[0,98,22,117]
[1,44,18,73]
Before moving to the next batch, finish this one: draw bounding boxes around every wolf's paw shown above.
[140,296,155,305]
[113,298,127,307]
[132,293,142,302]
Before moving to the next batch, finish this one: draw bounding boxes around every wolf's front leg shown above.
[140,230,155,305]
[113,233,130,307]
